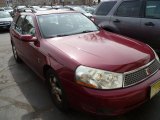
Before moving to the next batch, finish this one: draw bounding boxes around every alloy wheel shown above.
[12,44,18,60]
[49,75,62,103]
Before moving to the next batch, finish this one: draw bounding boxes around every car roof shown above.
[21,9,77,16]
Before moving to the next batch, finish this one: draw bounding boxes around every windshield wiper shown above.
[80,30,98,33]
[66,30,98,35]
[46,30,98,38]
[46,34,69,38]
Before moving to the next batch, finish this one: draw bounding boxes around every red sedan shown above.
[10,10,160,116]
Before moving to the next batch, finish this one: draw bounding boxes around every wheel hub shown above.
[13,45,17,59]
[49,76,62,103]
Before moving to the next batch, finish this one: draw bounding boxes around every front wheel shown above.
[46,69,69,112]
[11,42,22,63]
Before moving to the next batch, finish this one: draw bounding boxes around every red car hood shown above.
[47,30,155,73]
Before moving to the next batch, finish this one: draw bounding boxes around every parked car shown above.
[4,7,13,13]
[81,6,95,14]
[52,5,63,9]
[93,0,160,54]
[12,6,27,17]
[4,7,13,16]
[0,7,5,11]
[64,6,93,18]
[30,6,40,9]
[41,5,53,10]
[10,10,160,116]
[34,7,51,11]
[0,11,13,30]
[52,5,64,10]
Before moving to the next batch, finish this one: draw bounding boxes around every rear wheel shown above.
[11,42,22,63]
[46,69,69,112]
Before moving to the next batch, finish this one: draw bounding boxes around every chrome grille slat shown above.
[124,60,160,87]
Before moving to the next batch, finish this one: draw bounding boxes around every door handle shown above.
[113,19,120,23]
[144,22,155,26]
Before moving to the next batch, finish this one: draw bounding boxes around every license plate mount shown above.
[150,80,160,99]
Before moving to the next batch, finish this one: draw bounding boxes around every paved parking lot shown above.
[0,32,160,120]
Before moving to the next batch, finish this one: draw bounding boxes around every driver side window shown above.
[22,16,35,36]
[15,15,25,34]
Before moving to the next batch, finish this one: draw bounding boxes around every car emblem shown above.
[145,68,151,76]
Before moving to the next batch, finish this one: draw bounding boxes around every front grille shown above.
[124,60,160,87]
[0,22,4,25]
[0,22,10,25]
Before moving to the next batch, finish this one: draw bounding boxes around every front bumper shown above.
[0,23,11,30]
[62,70,160,116]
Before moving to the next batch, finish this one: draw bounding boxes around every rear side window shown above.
[115,1,141,17]
[145,1,160,19]
[95,1,116,15]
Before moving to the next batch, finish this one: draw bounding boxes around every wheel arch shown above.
[43,65,53,79]
[10,38,13,45]
[43,64,69,111]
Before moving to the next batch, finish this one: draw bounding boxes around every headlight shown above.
[154,50,159,61]
[148,45,159,61]
[75,66,123,89]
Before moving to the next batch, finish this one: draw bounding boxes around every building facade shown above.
[0,0,5,6]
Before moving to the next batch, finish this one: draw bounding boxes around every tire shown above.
[11,42,22,63]
[46,69,69,112]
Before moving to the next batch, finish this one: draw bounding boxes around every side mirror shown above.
[21,34,37,42]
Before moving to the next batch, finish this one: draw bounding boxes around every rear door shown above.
[110,0,142,39]
[140,0,160,52]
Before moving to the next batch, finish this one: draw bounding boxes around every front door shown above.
[110,0,142,39]
[21,15,46,76]
[11,15,25,58]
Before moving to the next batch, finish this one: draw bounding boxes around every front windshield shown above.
[38,13,99,38]
[0,12,11,18]
[4,7,12,10]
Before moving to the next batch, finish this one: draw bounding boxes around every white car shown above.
[0,11,13,30]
